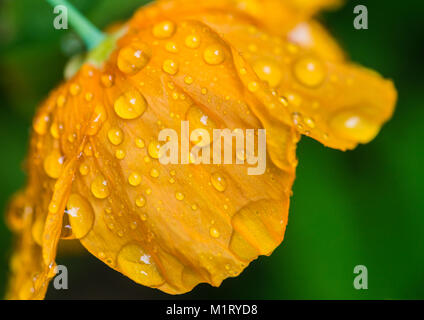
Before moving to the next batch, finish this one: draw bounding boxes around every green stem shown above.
[46,0,105,49]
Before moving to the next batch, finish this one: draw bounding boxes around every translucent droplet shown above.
[79,163,89,176]
[186,105,217,147]
[165,41,178,53]
[66,194,95,239]
[209,227,220,238]
[293,56,326,87]
[128,172,142,186]
[185,35,201,48]
[108,128,124,145]
[152,20,176,39]
[43,150,64,179]
[253,59,282,87]
[175,192,184,201]
[115,149,126,160]
[135,195,146,208]
[247,81,259,92]
[101,74,114,87]
[162,59,179,75]
[117,244,165,286]
[203,44,225,65]
[33,114,50,135]
[135,138,145,148]
[117,42,151,75]
[150,168,160,178]
[91,175,110,199]
[210,172,227,192]
[148,140,163,159]
[330,109,380,143]
[69,83,81,96]
[114,89,147,120]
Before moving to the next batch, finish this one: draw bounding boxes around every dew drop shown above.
[185,35,201,49]
[162,59,179,75]
[135,195,146,208]
[253,59,282,88]
[293,56,326,87]
[91,175,110,199]
[203,44,225,65]
[152,20,176,39]
[128,172,142,186]
[107,128,124,146]
[209,227,220,238]
[114,89,147,120]
[117,244,165,286]
[117,42,151,75]
[43,150,64,179]
[210,172,227,192]
[66,194,95,239]
[175,192,184,201]
[148,140,163,159]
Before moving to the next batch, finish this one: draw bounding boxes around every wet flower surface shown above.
[6,0,396,299]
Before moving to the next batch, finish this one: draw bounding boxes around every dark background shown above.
[0,0,423,299]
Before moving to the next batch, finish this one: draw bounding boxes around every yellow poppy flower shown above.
[5,0,396,299]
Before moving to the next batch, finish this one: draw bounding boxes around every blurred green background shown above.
[0,0,423,299]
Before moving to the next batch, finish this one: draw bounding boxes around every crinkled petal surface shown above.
[6,0,396,299]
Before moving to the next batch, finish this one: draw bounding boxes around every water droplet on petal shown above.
[114,89,147,120]
[66,194,95,239]
[210,172,227,192]
[117,244,165,286]
[107,128,124,145]
[330,109,380,143]
[253,59,282,87]
[117,42,151,75]
[162,59,179,75]
[185,35,201,48]
[203,44,225,65]
[152,20,176,39]
[135,195,146,208]
[293,56,326,87]
[91,175,110,199]
[128,172,142,186]
[43,150,64,179]
[209,227,220,238]
[175,192,184,201]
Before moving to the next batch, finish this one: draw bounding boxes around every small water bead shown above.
[304,117,316,128]
[66,194,95,239]
[184,76,193,85]
[203,44,225,65]
[85,92,93,102]
[185,105,217,147]
[117,42,151,75]
[210,172,227,192]
[79,163,89,176]
[247,81,259,92]
[57,95,66,107]
[43,150,64,179]
[69,83,81,96]
[33,114,50,135]
[330,109,380,143]
[91,175,110,199]
[165,41,178,53]
[175,192,185,201]
[152,20,176,39]
[135,195,146,208]
[50,122,60,139]
[117,243,165,286]
[101,74,114,87]
[115,149,126,160]
[114,89,147,120]
[253,59,283,88]
[135,138,145,148]
[162,59,179,75]
[148,140,163,159]
[128,172,142,186]
[107,128,124,146]
[150,168,160,178]
[209,227,220,238]
[185,35,201,49]
[293,56,326,87]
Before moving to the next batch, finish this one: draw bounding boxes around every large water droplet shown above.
[91,175,110,199]
[210,172,227,192]
[253,59,282,87]
[152,20,176,39]
[117,244,165,286]
[107,128,124,146]
[330,109,380,143]
[66,194,95,239]
[293,56,326,87]
[186,105,217,147]
[43,150,64,179]
[114,89,147,120]
[117,42,151,75]
[203,44,225,65]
